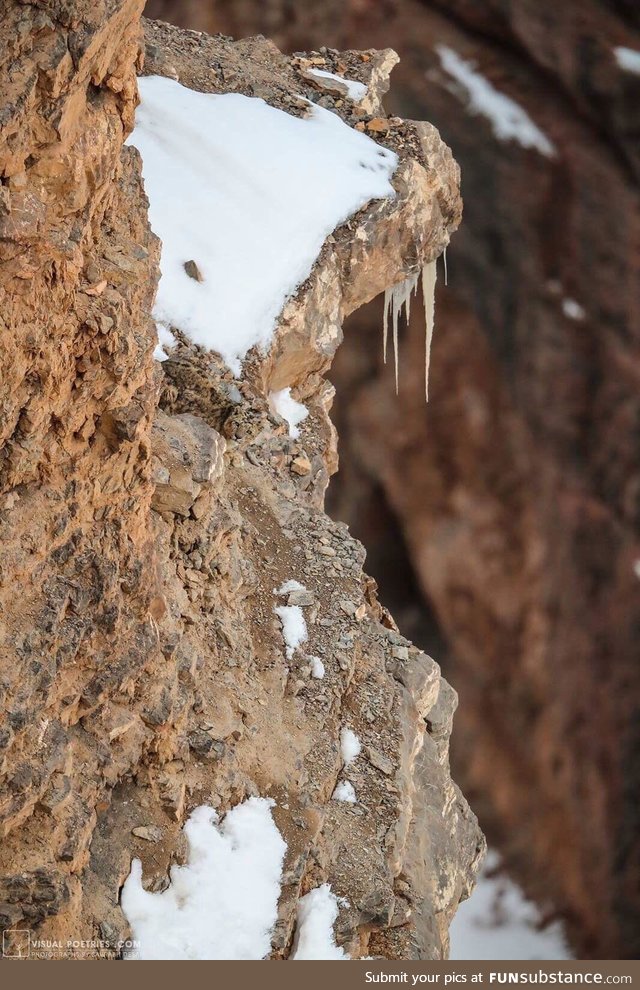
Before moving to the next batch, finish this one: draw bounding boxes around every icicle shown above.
[443,246,448,286]
[381,272,420,393]
[421,260,437,401]
[392,287,400,393]
[383,288,391,363]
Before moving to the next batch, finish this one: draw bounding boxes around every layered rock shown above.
[145,0,640,959]
[0,3,481,958]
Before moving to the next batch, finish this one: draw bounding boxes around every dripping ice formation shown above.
[422,260,437,401]
[383,259,438,400]
[383,271,418,394]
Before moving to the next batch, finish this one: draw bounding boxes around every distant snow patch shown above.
[332,780,357,803]
[292,885,349,959]
[269,388,309,439]
[562,298,586,321]
[449,850,571,960]
[306,68,368,102]
[614,46,640,75]
[633,560,640,580]
[275,604,308,659]
[120,798,286,959]
[435,45,556,157]
[340,727,361,765]
[128,75,397,374]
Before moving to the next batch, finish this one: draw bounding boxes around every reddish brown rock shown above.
[0,2,481,959]
[145,0,640,959]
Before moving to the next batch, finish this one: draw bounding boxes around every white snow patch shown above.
[340,727,362,765]
[306,68,368,103]
[269,388,309,439]
[614,46,640,75]
[562,298,586,321]
[633,560,640,580]
[128,75,397,374]
[153,345,168,363]
[332,780,357,803]
[292,884,349,959]
[275,604,308,659]
[153,323,177,362]
[277,579,306,595]
[449,850,572,960]
[435,45,556,157]
[309,655,326,679]
[120,797,286,960]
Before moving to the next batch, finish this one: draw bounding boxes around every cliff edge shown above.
[0,1,482,959]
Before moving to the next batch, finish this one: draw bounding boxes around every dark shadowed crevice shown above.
[327,473,449,664]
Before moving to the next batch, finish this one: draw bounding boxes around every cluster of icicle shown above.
[383,257,439,400]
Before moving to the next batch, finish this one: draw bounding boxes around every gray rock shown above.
[132,825,163,842]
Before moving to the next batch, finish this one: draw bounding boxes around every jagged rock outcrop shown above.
[0,2,481,958]
[146,0,640,959]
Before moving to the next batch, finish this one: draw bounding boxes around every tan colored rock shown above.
[366,746,394,776]
[300,67,358,100]
[132,825,163,842]
[151,410,226,516]
[291,454,312,476]
[287,589,315,607]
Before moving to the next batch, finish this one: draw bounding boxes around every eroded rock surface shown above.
[0,3,481,959]
[145,0,640,959]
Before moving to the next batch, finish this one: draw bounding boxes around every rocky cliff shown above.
[0,1,481,958]
[146,0,640,958]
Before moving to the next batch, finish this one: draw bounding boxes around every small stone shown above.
[291,455,311,476]
[366,746,394,776]
[318,545,336,557]
[339,599,357,616]
[132,825,163,842]
[39,774,71,814]
[391,645,409,661]
[183,259,204,282]
[188,729,225,759]
[366,117,389,133]
[385,629,404,646]
[355,603,367,621]
[336,652,350,671]
[287,589,315,607]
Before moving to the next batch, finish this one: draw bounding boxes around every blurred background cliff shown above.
[146,0,640,959]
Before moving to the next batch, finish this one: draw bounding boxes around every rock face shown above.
[145,0,640,960]
[0,2,481,958]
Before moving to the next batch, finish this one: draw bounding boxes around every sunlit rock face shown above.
[147,0,640,959]
[0,2,482,959]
